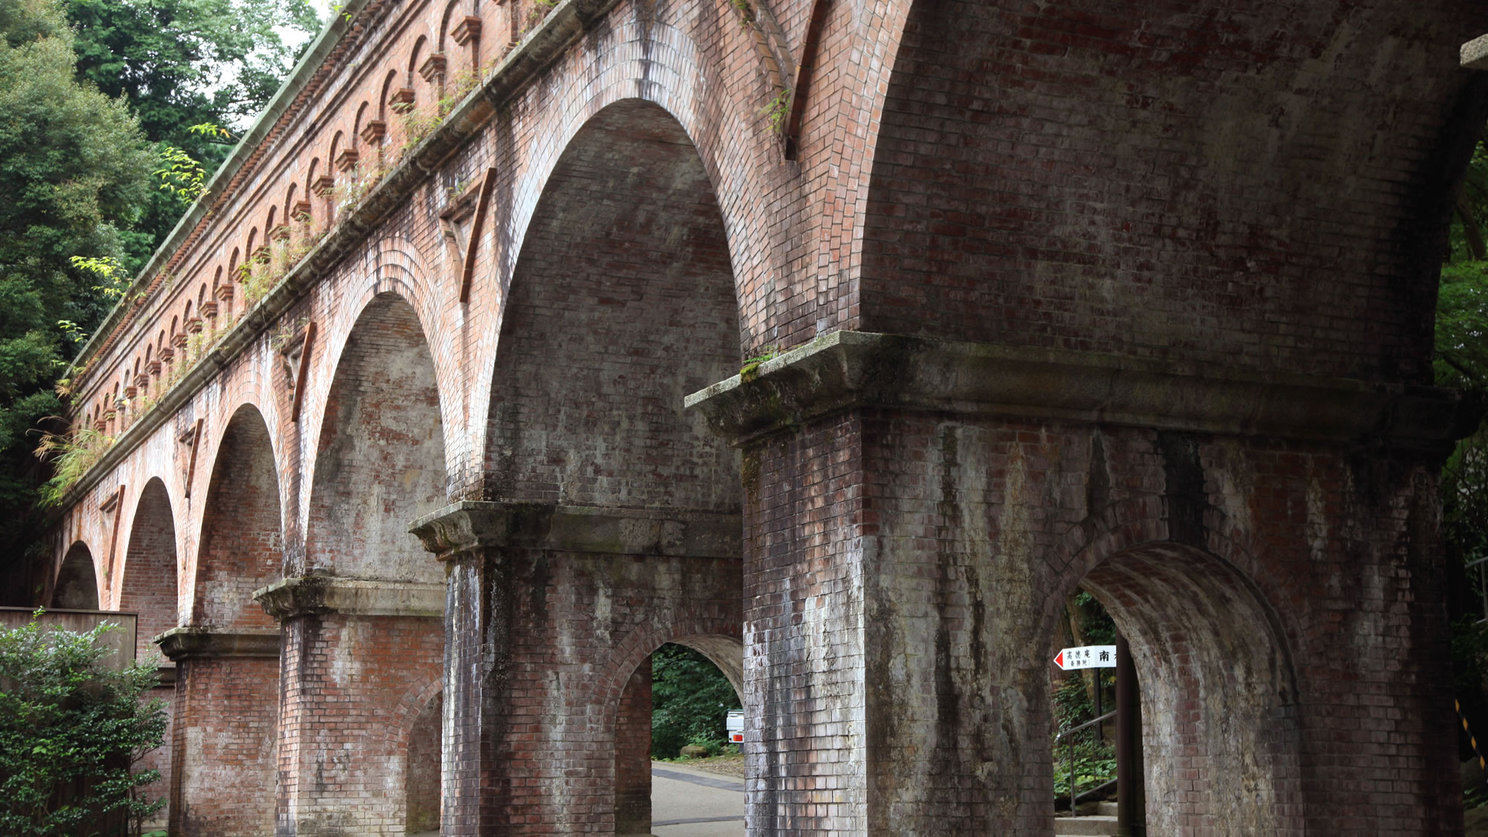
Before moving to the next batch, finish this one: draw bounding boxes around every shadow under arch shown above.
[120,477,179,658]
[305,289,447,581]
[484,96,743,508]
[118,476,180,832]
[1068,541,1304,835]
[53,540,99,609]
[458,95,745,834]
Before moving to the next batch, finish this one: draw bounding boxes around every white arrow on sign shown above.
[1053,645,1117,670]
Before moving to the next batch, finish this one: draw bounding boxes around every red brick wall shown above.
[737,404,1460,833]
[614,658,652,835]
[276,613,443,833]
[861,0,1488,384]
[170,656,279,836]
[482,548,741,834]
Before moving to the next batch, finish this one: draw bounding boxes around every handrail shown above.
[1054,710,1115,743]
[1054,710,1116,814]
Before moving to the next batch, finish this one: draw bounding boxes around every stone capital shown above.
[684,330,1475,451]
[253,575,444,621]
[155,626,280,661]
[410,501,739,559]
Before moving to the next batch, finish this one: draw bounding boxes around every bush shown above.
[0,616,166,836]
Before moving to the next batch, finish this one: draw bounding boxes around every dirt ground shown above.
[667,753,746,779]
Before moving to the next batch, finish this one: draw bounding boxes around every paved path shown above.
[650,760,745,836]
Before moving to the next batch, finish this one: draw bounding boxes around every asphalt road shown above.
[650,760,745,836]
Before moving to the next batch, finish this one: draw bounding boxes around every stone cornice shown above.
[155,627,280,661]
[409,502,740,559]
[252,576,444,621]
[684,331,1475,451]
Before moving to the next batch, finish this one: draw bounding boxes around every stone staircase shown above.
[1054,801,1118,837]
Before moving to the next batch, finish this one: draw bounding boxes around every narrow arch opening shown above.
[406,690,442,835]
[617,640,745,837]
[1059,543,1302,834]
[53,542,98,609]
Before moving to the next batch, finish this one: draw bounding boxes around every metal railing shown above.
[1054,710,1117,814]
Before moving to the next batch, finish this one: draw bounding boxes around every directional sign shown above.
[1053,645,1117,670]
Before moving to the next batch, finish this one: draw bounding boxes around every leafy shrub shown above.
[0,617,166,836]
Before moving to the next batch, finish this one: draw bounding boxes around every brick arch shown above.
[191,403,283,628]
[393,678,444,834]
[483,98,743,508]
[600,623,745,713]
[859,0,1486,383]
[294,236,459,518]
[492,12,778,344]
[302,290,447,581]
[120,477,180,660]
[1038,496,1303,834]
[53,540,99,609]
[1079,543,1303,834]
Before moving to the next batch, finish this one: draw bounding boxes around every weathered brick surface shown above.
[275,612,443,834]
[613,658,652,835]
[169,655,279,836]
[39,0,1488,831]
[482,548,742,834]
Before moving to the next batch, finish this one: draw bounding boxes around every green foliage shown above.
[1071,591,1116,645]
[63,0,320,269]
[1051,676,1116,805]
[0,617,166,835]
[1052,737,1116,805]
[0,0,153,599]
[650,644,739,759]
[761,87,790,135]
[33,427,113,508]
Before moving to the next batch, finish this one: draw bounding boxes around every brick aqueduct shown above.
[40,0,1488,832]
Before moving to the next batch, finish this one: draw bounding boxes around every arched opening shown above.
[621,639,745,837]
[119,477,180,831]
[196,407,282,629]
[306,292,445,581]
[476,98,745,831]
[172,404,281,835]
[860,0,1480,383]
[290,291,447,832]
[486,98,740,509]
[1062,543,1302,834]
[406,690,442,835]
[121,478,179,657]
[52,542,98,609]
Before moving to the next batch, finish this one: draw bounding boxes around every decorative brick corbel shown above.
[451,15,482,46]
[156,627,280,661]
[359,119,387,145]
[253,575,444,621]
[418,52,447,84]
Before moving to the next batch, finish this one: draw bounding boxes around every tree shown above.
[0,0,153,604]
[63,0,321,270]
[0,617,167,836]
[650,644,739,758]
